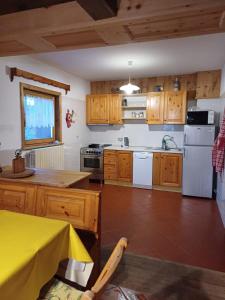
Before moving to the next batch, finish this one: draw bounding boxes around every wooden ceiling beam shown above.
[1,0,225,56]
[1,0,225,41]
[16,34,56,52]
[76,0,120,20]
[96,25,132,44]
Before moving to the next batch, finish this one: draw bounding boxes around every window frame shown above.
[20,83,62,149]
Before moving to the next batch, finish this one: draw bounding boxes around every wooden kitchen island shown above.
[0,168,101,286]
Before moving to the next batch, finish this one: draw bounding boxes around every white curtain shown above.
[24,94,54,128]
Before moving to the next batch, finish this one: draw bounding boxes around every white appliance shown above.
[133,152,153,189]
[187,110,215,125]
[182,125,215,198]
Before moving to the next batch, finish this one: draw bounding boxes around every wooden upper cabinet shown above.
[164,91,187,124]
[86,94,109,124]
[196,70,221,99]
[146,92,164,124]
[109,94,122,125]
[160,153,182,187]
[117,151,133,182]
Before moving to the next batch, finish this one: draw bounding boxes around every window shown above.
[20,83,62,149]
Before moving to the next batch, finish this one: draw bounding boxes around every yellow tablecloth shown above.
[0,210,92,300]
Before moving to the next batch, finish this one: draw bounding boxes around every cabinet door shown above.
[104,150,117,180]
[0,183,36,214]
[147,92,164,124]
[196,70,221,99]
[164,91,186,124]
[153,152,161,185]
[36,187,100,233]
[160,153,182,187]
[86,94,109,124]
[117,151,132,182]
[109,95,122,124]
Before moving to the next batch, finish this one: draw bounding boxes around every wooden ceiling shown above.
[1,0,225,57]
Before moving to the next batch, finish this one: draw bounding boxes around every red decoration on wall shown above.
[65,109,75,128]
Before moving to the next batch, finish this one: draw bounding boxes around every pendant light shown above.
[119,61,140,94]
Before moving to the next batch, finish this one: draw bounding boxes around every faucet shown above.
[162,135,177,150]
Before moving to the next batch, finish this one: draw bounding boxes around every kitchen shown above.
[1,1,225,298]
[81,73,221,197]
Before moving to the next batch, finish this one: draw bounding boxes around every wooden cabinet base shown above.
[104,180,133,187]
[153,185,182,193]
[104,150,132,182]
[153,152,183,188]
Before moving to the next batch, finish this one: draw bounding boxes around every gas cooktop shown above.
[88,144,112,148]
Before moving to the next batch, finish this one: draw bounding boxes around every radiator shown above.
[25,145,64,170]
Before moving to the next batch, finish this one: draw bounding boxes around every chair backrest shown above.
[91,237,128,295]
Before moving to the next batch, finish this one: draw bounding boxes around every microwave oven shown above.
[187,110,215,125]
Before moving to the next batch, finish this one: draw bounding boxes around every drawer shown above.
[104,172,117,180]
[104,150,117,155]
[104,156,117,165]
[104,165,117,173]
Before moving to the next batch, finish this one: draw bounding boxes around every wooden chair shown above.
[39,237,128,300]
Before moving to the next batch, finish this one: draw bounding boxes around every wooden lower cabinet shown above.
[36,187,100,232]
[153,152,182,187]
[0,181,101,234]
[0,182,36,214]
[117,151,133,182]
[152,152,161,185]
[104,150,118,180]
[104,150,132,182]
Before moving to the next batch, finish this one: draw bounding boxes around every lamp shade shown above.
[119,82,140,94]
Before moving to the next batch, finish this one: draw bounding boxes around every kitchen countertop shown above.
[105,145,183,154]
[0,168,91,188]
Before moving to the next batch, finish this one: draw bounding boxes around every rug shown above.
[39,250,225,300]
[101,248,225,300]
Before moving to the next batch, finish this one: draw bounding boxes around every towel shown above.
[212,111,225,174]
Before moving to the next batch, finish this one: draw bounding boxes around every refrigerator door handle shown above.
[183,133,186,145]
[183,148,186,158]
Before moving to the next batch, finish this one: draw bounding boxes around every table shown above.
[0,210,93,300]
[0,168,101,287]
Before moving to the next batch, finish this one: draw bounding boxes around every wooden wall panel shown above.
[196,70,221,99]
[91,73,197,97]
[90,71,221,99]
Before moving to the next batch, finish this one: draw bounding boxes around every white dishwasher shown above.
[133,152,153,189]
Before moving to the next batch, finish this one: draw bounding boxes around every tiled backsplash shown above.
[88,124,184,147]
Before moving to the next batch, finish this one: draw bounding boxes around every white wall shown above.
[0,55,90,170]
[220,63,225,97]
[88,124,184,148]
[197,98,225,123]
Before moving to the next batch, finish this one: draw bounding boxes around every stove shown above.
[80,144,111,181]
[80,144,111,155]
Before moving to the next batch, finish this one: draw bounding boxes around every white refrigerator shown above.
[182,125,215,198]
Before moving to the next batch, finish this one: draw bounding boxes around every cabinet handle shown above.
[183,133,186,145]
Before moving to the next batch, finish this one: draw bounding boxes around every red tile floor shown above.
[88,183,225,272]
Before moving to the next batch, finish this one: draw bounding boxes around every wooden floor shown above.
[87,183,225,273]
